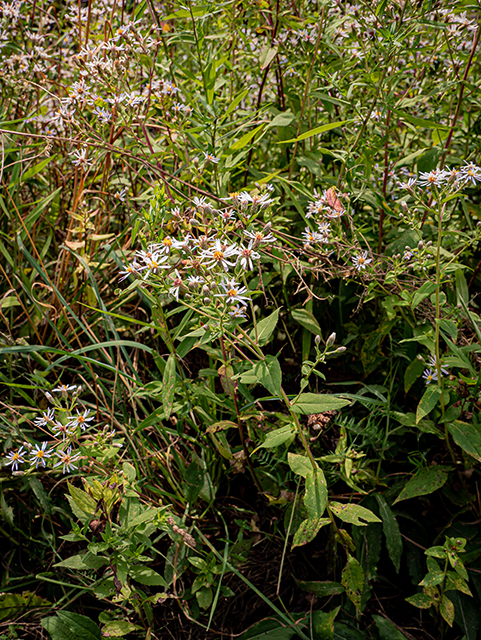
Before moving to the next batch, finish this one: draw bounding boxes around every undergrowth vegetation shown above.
[1,0,481,638]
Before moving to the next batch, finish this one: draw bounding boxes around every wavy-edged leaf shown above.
[330,502,381,527]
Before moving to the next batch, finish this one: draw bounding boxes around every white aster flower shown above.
[215,279,250,306]
[352,251,372,271]
[237,241,260,271]
[67,408,94,430]
[200,239,238,271]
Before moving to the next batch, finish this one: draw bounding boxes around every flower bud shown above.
[418,240,424,249]
[202,284,210,295]
[326,332,336,346]
[335,346,347,353]
[203,297,211,305]
[315,334,321,345]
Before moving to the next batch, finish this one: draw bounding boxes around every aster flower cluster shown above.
[119,188,276,320]
[398,162,481,192]
[4,382,118,475]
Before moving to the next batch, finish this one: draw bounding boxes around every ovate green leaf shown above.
[448,420,481,463]
[290,393,351,415]
[254,355,282,397]
[250,309,279,346]
[394,467,448,504]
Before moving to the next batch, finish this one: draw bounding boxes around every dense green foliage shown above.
[1,0,481,638]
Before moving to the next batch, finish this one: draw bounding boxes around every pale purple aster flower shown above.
[229,304,248,319]
[422,368,438,384]
[428,355,449,376]
[6,446,26,471]
[30,442,51,469]
[54,447,80,474]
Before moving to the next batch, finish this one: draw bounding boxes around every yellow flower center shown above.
[213,251,224,261]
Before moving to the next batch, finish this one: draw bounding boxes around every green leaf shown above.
[291,308,321,335]
[162,353,176,420]
[304,469,327,519]
[101,620,141,637]
[54,553,107,570]
[330,502,381,527]
[448,421,481,463]
[41,612,101,640]
[375,495,402,573]
[290,393,351,415]
[455,268,469,306]
[404,356,425,393]
[9,155,57,188]
[196,586,213,609]
[292,517,330,548]
[250,309,279,346]
[259,45,278,69]
[0,592,50,622]
[239,619,298,640]
[312,606,340,640]
[280,120,351,144]
[130,566,167,586]
[122,462,136,482]
[440,594,455,627]
[416,385,441,423]
[419,571,444,587]
[231,122,268,151]
[411,281,437,309]
[288,452,314,478]
[257,424,295,450]
[294,579,344,597]
[394,467,448,504]
[254,355,282,397]
[341,554,364,613]
[372,615,409,639]
[67,482,97,516]
[396,111,449,130]
[406,592,434,609]
[183,458,204,503]
[445,571,472,596]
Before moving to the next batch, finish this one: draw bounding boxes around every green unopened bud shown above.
[335,346,347,353]
[315,334,321,345]
[326,332,336,346]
